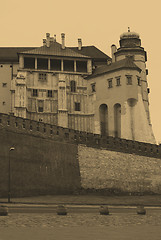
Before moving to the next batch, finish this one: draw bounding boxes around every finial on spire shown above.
[128,27,130,32]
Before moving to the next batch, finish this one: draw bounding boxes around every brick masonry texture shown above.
[0,126,81,197]
[78,145,161,194]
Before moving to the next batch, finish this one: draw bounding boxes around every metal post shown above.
[8,147,15,203]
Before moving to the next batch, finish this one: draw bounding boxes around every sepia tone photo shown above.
[0,0,161,239]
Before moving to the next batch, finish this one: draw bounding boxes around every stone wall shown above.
[78,145,161,194]
[0,126,81,197]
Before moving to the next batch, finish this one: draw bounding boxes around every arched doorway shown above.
[99,104,108,136]
[114,103,121,137]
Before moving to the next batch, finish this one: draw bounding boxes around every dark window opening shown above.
[38,100,44,112]
[70,80,76,92]
[24,57,35,69]
[137,77,141,86]
[39,73,47,81]
[64,60,74,72]
[37,58,48,70]
[32,89,38,97]
[126,76,132,85]
[47,90,53,97]
[108,79,113,88]
[76,61,87,72]
[91,83,96,92]
[116,78,121,86]
[50,59,61,71]
[2,83,7,87]
[75,102,80,111]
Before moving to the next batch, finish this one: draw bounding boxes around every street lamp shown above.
[8,147,15,203]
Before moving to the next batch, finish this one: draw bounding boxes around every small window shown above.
[32,89,38,97]
[108,79,113,88]
[39,73,47,81]
[70,80,76,92]
[116,77,121,86]
[2,101,6,105]
[2,83,7,87]
[137,77,141,86]
[126,76,132,85]
[47,90,53,97]
[147,88,150,94]
[91,83,96,92]
[75,102,80,111]
[38,100,44,112]
[1,65,3,68]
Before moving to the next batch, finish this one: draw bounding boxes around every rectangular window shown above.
[64,60,74,72]
[38,100,44,112]
[108,79,113,88]
[116,77,121,86]
[126,76,132,85]
[70,81,76,92]
[137,77,141,86]
[75,102,80,111]
[24,57,35,69]
[47,90,53,97]
[37,58,48,70]
[91,83,96,92]
[76,61,87,72]
[39,73,47,81]
[32,89,38,97]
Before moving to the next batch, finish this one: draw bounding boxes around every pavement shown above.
[0,194,161,209]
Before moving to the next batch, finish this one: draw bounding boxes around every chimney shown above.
[111,44,117,63]
[43,39,46,46]
[54,34,56,42]
[61,33,65,49]
[46,33,50,47]
[78,38,82,50]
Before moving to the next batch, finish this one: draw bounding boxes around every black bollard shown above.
[99,206,109,215]
[137,205,146,215]
[0,205,8,216]
[56,205,67,215]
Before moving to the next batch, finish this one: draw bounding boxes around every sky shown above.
[0,0,161,143]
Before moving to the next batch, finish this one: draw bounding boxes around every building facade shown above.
[10,31,155,143]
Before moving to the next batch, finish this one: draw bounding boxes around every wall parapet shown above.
[0,113,161,159]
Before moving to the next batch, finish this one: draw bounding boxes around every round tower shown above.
[115,29,150,125]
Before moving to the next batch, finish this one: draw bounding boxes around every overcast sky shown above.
[1,0,161,143]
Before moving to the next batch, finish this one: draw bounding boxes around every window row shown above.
[35,100,81,113]
[24,57,87,73]
[107,76,141,88]
[32,89,55,97]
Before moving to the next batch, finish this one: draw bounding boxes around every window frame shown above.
[75,102,81,111]
[126,75,132,85]
[108,78,113,88]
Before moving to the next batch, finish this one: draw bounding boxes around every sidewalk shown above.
[0,194,161,207]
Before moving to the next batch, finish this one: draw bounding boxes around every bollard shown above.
[137,205,146,215]
[99,206,109,215]
[56,205,67,215]
[0,205,8,216]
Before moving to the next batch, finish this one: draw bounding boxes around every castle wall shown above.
[78,145,161,194]
[0,118,81,197]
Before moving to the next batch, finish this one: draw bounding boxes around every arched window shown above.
[70,80,76,92]
[114,103,121,138]
[99,104,108,136]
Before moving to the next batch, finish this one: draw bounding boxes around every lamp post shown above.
[8,147,15,203]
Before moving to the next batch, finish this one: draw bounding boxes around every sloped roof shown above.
[70,46,111,60]
[87,57,141,79]
[20,41,90,59]
[0,47,36,62]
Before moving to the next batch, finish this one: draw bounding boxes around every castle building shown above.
[9,31,155,143]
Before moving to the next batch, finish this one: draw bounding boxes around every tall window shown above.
[32,89,38,97]
[75,102,80,111]
[126,75,132,85]
[47,90,53,97]
[137,77,141,86]
[38,100,44,112]
[108,79,113,88]
[91,83,96,92]
[70,80,76,92]
[116,77,121,86]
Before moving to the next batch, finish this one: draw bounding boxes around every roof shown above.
[86,57,141,79]
[0,47,36,62]
[20,41,90,59]
[70,46,111,60]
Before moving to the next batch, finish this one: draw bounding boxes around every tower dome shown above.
[119,28,141,48]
